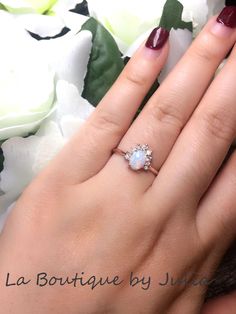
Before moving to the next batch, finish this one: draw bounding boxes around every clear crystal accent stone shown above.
[125,153,130,160]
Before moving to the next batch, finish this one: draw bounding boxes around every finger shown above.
[149,42,236,205]
[202,292,236,314]
[196,150,236,246]
[105,14,236,192]
[47,28,170,184]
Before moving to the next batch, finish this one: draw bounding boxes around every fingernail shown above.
[211,6,236,37]
[145,27,169,50]
[217,6,236,28]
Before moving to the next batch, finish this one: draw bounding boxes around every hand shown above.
[1,9,236,314]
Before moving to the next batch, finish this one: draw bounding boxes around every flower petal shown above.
[159,28,193,82]
[87,0,165,52]
[87,0,224,51]
[124,29,151,58]
[33,122,66,173]
[206,0,224,19]
[180,0,224,36]
[55,80,94,122]
[0,0,57,14]
[0,201,15,231]
[0,80,94,213]
[0,10,34,44]
[0,106,56,141]
[0,11,56,140]
[60,116,86,138]
[38,30,93,93]
[15,13,66,37]
[0,122,65,195]
[0,136,41,194]
[0,0,36,13]
[61,11,89,34]
[51,0,83,15]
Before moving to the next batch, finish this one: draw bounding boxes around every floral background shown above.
[0,0,235,300]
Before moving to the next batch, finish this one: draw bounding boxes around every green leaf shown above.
[135,79,160,118]
[0,3,6,10]
[159,0,193,32]
[81,17,124,106]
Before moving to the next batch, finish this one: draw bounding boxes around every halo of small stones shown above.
[124,144,153,171]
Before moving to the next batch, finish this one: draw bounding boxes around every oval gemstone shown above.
[129,150,146,170]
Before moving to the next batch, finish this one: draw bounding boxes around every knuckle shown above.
[198,108,236,142]
[146,100,184,131]
[124,66,148,87]
[19,182,63,223]
[89,109,123,137]
[190,33,222,63]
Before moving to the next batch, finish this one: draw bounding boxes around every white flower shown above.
[0,80,94,215]
[0,10,92,141]
[0,12,55,140]
[0,202,14,231]
[87,0,225,53]
[159,28,193,83]
[0,0,81,14]
[87,0,163,54]
[51,0,83,15]
[0,9,93,224]
[180,0,224,36]
[14,13,67,37]
[0,0,57,13]
[38,29,92,94]
[0,0,87,38]
[13,11,89,38]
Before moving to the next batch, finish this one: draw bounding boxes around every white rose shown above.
[0,80,94,217]
[87,0,225,53]
[87,0,164,53]
[0,12,55,140]
[0,0,86,38]
[12,11,89,38]
[0,11,92,141]
[0,0,80,14]
[180,0,224,36]
[0,11,93,217]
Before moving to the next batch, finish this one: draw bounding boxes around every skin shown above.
[0,16,236,314]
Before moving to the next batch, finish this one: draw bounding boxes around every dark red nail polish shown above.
[145,27,169,50]
[217,6,236,28]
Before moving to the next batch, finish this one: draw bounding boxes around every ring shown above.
[112,144,158,176]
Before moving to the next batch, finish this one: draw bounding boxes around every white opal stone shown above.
[129,150,146,170]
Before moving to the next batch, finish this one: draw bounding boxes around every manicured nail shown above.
[217,6,236,28]
[145,27,169,50]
